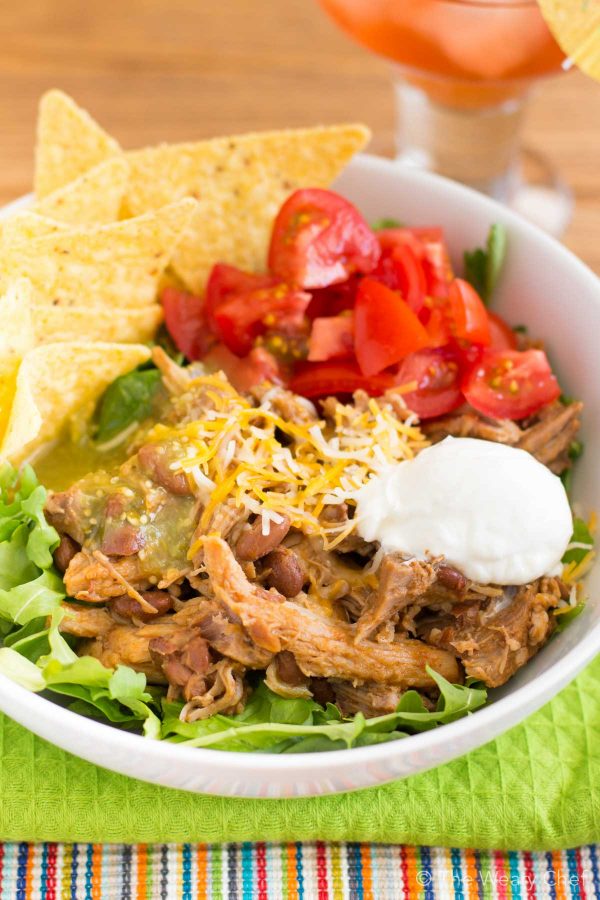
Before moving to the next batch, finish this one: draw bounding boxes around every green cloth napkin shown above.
[1,656,599,850]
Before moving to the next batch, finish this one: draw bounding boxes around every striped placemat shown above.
[0,842,597,899]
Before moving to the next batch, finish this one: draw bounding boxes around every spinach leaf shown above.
[95,368,162,444]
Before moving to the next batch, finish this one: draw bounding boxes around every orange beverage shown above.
[320,0,564,107]
[319,0,570,228]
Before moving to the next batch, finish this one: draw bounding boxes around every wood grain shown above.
[0,0,598,271]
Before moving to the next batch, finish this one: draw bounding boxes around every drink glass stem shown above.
[393,72,528,202]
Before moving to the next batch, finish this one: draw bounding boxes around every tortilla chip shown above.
[31,303,163,345]
[32,157,130,226]
[0,212,69,246]
[538,0,600,81]
[0,342,151,463]
[124,124,371,292]
[0,198,197,309]
[0,280,35,444]
[34,90,121,199]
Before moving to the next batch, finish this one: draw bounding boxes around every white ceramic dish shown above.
[0,154,599,798]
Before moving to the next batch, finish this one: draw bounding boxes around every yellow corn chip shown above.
[538,0,600,81]
[0,198,197,310]
[31,303,163,345]
[124,124,370,292]
[0,342,151,463]
[0,279,35,444]
[0,212,68,247]
[34,90,121,198]
[32,157,130,226]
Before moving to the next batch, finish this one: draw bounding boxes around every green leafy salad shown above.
[0,464,490,752]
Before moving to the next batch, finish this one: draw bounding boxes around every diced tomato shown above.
[161,286,215,361]
[268,188,380,289]
[448,278,491,345]
[354,279,430,377]
[395,347,464,419]
[372,243,426,314]
[306,276,359,319]
[488,311,518,351]
[377,226,453,297]
[210,281,310,357]
[205,264,276,320]
[462,349,560,420]
[308,315,354,362]
[202,345,285,393]
[288,360,395,399]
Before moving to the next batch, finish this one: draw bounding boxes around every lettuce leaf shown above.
[161,669,487,753]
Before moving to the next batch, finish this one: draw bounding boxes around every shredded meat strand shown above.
[203,536,462,688]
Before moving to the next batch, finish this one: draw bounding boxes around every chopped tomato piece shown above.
[462,349,560,420]
[372,243,426,314]
[448,278,491,345]
[161,286,215,361]
[288,360,395,399]
[205,264,275,320]
[202,345,285,393]
[395,347,464,419]
[308,315,354,361]
[354,279,430,377]
[211,281,310,357]
[488,311,518,351]
[377,226,453,297]
[306,276,359,319]
[268,188,380,289]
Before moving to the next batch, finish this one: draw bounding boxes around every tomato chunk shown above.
[372,243,426,314]
[305,276,359,319]
[289,360,395,399]
[488,311,518,351]
[202,345,285,393]
[354,278,430,377]
[462,349,560,420]
[268,188,380,289]
[395,347,464,419]
[162,286,215,361]
[205,264,276,319]
[207,271,310,356]
[308,315,354,362]
[448,278,491,345]
[377,226,453,297]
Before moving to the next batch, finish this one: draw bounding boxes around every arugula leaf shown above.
[95,368,162,444]
[562,517,594,566]
[162,672,487,753]
[463,223,507,304]
[371,217,403,231]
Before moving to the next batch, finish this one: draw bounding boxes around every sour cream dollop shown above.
[355,437,573,585]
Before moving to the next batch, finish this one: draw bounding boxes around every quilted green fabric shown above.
[0,656,599,849]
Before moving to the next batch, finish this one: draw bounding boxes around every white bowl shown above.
[1,154,599,798]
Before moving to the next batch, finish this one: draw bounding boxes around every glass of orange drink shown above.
[319,0,571,234]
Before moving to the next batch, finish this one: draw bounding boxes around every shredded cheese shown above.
[144,373,429,548]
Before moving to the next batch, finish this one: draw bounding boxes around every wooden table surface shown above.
[1,0,599,272]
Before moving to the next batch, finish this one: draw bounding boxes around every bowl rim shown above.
[1,153,599,779]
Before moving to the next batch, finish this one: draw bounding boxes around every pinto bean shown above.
[274,651,305,686]
[53,534,80,573]
[101,523,144,557]
[138,443,192,496]
[236,515,290,561]
[436,563,468,594]
[111,590,173,621]
[263,547,304,597]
